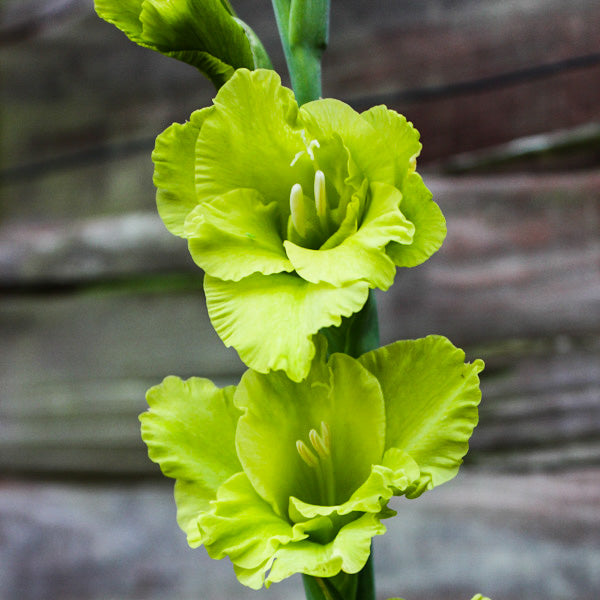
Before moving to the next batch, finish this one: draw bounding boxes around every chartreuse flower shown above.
[153,68,447,381]
[94,0,271,88]
[140,335,483,590]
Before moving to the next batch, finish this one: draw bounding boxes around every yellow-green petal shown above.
[184,189,293,281]
[204,273,369,382]
[360,106,422,187]
[140,376,241,492]
[300,98,395,185]
[266,513,386,585]
[359,336,484,497]
[288,449,420,520]
[386,172,447,268]
[284,182,414,289]
[198,472,305,589]
[153,108,210,237]
[234,349,386,516]
[195,69,310,212]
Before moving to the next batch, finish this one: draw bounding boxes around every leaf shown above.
[95,0,263,88]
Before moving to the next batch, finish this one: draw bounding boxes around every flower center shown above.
[289,169,331,245]
[296,421,336,506]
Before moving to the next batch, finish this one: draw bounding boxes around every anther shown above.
[314,170,327,227]
[289,183,306,238]
[296,439,319,468]
[309,427,329,460]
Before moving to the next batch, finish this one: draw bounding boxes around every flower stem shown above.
[271,0,330,105]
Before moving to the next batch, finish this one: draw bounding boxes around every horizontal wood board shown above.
[0,470,599,600]
[1,173,598,475]
[1,2,599,599]
[2,0,600,218]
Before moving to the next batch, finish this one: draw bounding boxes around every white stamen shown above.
[296,440,319,468]
[314,170,327,226]
[290,183,306,238]
[309,421,331,460]
[290,151,304,167]
[306,139,320,160]
[300,130,321,161]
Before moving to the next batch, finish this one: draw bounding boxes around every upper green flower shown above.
[140,335,483,589]
[153,68,446,381]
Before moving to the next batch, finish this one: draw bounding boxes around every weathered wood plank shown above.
[1,314,598,475]
[1,470,599,599]
[1,171,598,475]
[2,1,600,217]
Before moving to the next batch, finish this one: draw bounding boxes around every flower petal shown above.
[386,173,447,268]
[153,109,210,237]
[198,472,305,589]
[266,513,386,585]
[359,336,484,496]
[360,106,446,267]
[141,376,241,491]
[173,479,214,547]
[234,348,386,515]
[196,69,312,211]
[184,188,293,280]
[204,273,369,381]
[360,106,422,186]
[300,99,395,185]
[289,448,420,520]
[284,182,414,289]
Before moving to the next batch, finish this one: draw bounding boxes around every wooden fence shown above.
[1,1,599,599]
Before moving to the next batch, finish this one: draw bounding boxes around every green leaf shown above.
[184,189,294,281]
[95,0,261,88]
[271,0,330,105]
[359,336,484,496]
[204,272,369,382]
[152,108,210,237]
[321,289,380,358]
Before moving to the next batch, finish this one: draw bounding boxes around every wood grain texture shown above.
[0,470,598,600]
[1,2,599,598]
[1,173,598,475]
[2,1,600,217]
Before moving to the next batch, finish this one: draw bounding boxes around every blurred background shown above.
[1,1,599,599]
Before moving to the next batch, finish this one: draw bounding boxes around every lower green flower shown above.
[140,336,483,589]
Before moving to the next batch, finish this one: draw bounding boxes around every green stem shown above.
[271,0,330,105]
[302,552,375,600]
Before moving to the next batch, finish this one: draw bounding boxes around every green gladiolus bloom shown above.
[153,68,446,381]
[140,335,483,589]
